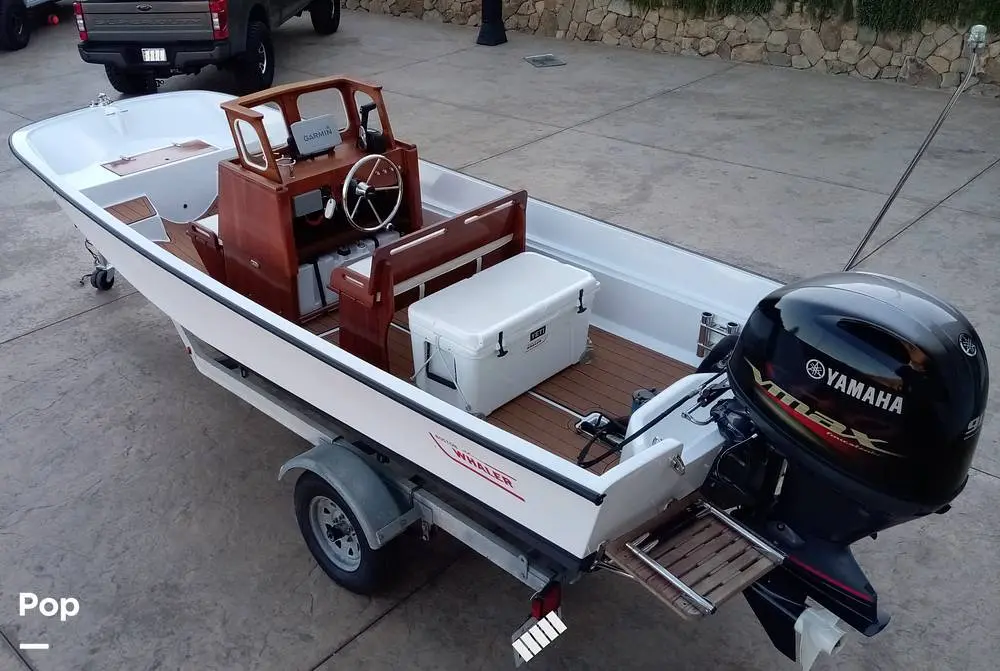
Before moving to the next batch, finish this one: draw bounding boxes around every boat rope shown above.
[847,155,1000,271]
[844,25,989,272]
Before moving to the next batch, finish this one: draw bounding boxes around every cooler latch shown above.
[497,331,508,357]
[577,289,587,314]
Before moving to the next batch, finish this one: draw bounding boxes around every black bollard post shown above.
[476,0,507,45]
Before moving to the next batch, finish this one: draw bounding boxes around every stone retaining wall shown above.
[347,0,1000,96]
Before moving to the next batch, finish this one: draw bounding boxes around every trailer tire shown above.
[89,268,116,291]
[0,0,30,51]
[294,471,388,595]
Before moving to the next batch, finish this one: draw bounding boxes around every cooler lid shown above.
[407,252,599,353]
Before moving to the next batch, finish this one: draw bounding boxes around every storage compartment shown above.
[297,263,324,316]
[407,251,600,416]
[316,238,378,307]
[315,232,400,308]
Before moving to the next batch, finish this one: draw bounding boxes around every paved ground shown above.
[2,9,1000,671]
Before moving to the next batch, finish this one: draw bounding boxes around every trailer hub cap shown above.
[309,496,361,571]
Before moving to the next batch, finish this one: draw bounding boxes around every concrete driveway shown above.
[2,9,1000,671]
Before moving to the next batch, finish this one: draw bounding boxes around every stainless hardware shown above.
[697,312,740,358]
[624,536,717,615]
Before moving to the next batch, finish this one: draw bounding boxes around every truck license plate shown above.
[141,48,167,63]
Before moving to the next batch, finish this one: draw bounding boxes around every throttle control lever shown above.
[357,101,386,154]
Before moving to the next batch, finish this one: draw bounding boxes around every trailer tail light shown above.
[73,1,87,41]
[208,0,229,39]
[530,581,562,620]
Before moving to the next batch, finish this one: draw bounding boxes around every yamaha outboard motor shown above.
[701,271,989,662]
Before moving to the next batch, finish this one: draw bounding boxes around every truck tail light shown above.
[73,1,87,41]
[208,0,229,40]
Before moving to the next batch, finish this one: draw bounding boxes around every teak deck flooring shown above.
[139,205,694,474]
[106,196,155,225]
[303,311,692,474]
[159,221,206,270]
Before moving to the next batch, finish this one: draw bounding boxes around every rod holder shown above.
[843,24,990,272]
[697,312,740,358]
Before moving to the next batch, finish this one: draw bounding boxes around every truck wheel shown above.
[0,0,30,51]
[309,0,340,35]
[233,21,275,94]
[293,471,390,595]
[104,66,158,95]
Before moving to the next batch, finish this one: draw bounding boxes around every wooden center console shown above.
[193,76,426,323]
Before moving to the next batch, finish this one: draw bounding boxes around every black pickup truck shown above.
[72,0,340,95]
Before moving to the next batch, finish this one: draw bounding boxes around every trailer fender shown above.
[279,440,415,550]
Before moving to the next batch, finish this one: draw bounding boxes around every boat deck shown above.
[301,312,692,474]
[140,207,694,474]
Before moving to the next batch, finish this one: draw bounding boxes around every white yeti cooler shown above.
[407,251,600,416]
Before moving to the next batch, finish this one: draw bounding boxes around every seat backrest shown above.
[332,189,528,304]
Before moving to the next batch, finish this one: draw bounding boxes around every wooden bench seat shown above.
[330,190,528,370]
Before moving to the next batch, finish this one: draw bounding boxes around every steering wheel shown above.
[342,154,404,233]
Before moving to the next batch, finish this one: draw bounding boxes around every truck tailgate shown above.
[79,0,215,42]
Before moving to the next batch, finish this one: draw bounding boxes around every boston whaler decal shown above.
[430,433,524,501]
[805,358,904,415]
[747,360,906,458]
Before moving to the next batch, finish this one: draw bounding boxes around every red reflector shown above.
[530,582,561,620]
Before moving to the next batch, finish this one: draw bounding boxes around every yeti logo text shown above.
[19,593,79,622]
[805,359,903,415]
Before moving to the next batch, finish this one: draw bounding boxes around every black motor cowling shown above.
[701,271,989,661]
[728,271,988,520]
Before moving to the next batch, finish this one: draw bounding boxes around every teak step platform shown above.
[604,497,783,620]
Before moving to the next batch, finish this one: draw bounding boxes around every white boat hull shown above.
[14,91,781,559]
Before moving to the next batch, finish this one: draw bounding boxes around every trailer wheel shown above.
[0,0,30,51]
[294,471,388,595]
[89,268,115,291]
